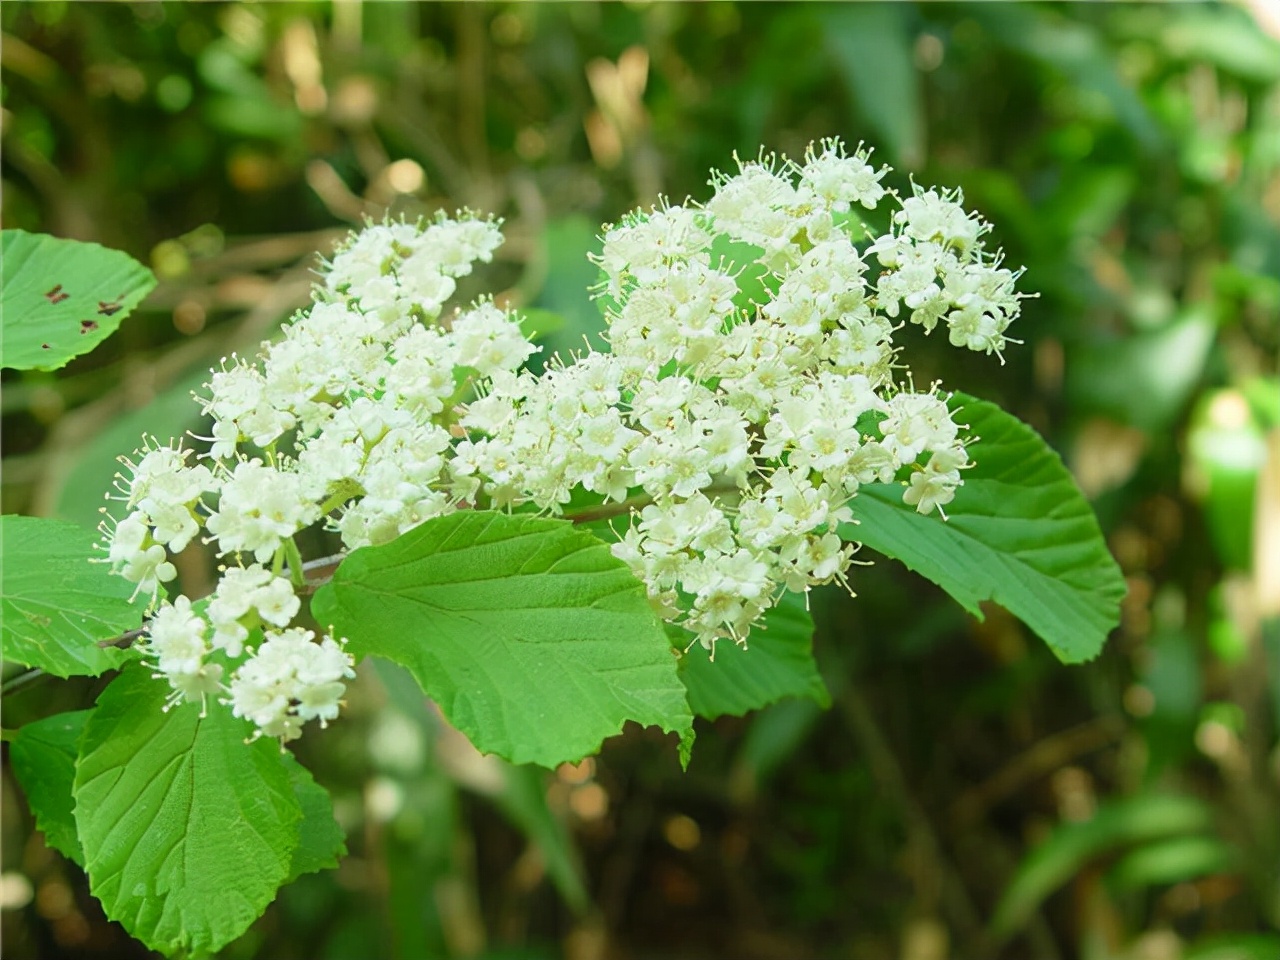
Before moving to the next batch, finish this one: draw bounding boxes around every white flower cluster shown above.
[545,140,1020,648]
[99,211,513,739]
[100,139,1026,723]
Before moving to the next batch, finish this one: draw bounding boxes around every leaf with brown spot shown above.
[2,230,155,371]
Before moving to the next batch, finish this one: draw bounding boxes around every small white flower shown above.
[798,138,888,211]
[451,300,539,377]
[204,460,320,563]
[145,596,209,677]
[101,512,178,601]
[879,392,958,464]
[896,187,987,255]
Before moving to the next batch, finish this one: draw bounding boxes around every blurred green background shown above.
[2,2,1279,959]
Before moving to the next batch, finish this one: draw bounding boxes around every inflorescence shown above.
[98,139,1026,741]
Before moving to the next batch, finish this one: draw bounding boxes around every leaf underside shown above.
[9,711,93,865]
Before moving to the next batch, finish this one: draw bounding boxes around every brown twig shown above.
[948,716,1125,827]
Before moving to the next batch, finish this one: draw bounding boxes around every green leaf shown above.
[9,710,92,865]
[821,3,924,167]
[1106,834,1236,892]
[1066,308,1215,434]
[488,765,590,914]
[54,364,211,530]
[678,589,830,720]
[969,4,1162,150]
[312,511,695,768]
[1162,5,1280,83]
[526,215,609,372]
[990,793,1213,938]
[1,229,156,372]
[707,234,776,316]
[73,666,302,956]
[0,515,142,677]
[1186,933,1280,960]
[840,393,1126,663]
[281,753,346,884]
[516,307,566,342]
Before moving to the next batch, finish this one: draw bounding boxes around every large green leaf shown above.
[312,511,695,768]
[73,667,302,956]
[841,393,1126,663]
[9,710,92,866]
[0,515,142,677]
[1,229,156,371]
[678,589,830,720]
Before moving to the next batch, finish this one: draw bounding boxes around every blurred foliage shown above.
[2,2,1279,959]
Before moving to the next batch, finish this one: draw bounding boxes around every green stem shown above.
[283,537,306,589]
[1,667,48,698]
[318,478,365,516]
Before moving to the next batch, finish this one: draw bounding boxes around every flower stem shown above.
[283,537,307,589]
[562,494,652,525]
